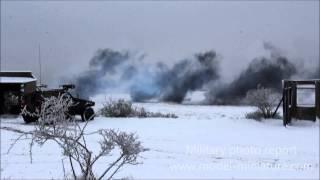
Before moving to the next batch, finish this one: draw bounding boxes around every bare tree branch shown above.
[2,93,146,179]
[69,155,77,179]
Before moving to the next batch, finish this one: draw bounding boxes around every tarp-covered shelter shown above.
[0,71,37,115]
[282,79,320,126]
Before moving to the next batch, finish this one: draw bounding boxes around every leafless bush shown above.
[101,99,134,117]
[101,99,178,118]
[246,110,282,121]
[245,85,282,119]
[2,94,146,179]
[140,110,178,118]
[21,93,74,124]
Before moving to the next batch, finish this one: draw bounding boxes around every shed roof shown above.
[0,77,37,84]
[0,71,37,84]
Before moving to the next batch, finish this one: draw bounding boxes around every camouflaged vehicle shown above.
[22,84,95,123]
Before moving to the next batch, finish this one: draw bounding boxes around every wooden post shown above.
[316,80,320,119]
[272,96,283,118]
[286,88,291,125]
[292,82,297,108]
[283,81,289,126]
[282,87,287,126]
[289,82,296,124]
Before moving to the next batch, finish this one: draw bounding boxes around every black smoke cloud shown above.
[72,42,307,104]
[131,51,220,102]
[73,49,220,103]
[74,49,130,97]
[206,43,297,105]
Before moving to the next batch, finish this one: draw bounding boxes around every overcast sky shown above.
[1,1,319,85]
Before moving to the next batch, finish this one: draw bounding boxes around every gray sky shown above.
[1,1,319,85]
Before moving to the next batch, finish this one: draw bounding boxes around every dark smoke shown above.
[162,51,220,102]
[131,51,220,103]
[74,49,130,97]
[72,42,304,105]
[73,49,220,103]
[206,43,297,105]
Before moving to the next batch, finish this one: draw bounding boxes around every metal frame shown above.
[282,80,320,126]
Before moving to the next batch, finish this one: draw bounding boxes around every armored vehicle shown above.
[22,84,95,123]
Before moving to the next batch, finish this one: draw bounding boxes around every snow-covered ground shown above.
[1,93,319,179]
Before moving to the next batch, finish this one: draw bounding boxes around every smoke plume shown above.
[206,42,297,104]
[73,49,220,103]
[131,51,220,102]
[72,42,310,105]
[74,49,130,97]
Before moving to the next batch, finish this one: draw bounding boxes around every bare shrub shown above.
[101,99,178,118]
[3,94,146,179]
[245,85,282,119]
[142,110,178,118]
[21,93,74,124]
[101,99,134,117]
[246,110,282,121]
[245,111,264,121]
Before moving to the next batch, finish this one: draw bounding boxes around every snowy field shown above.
[1,93,319,179]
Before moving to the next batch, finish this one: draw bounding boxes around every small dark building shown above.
[282,79,320,126]
[0,71,37,115]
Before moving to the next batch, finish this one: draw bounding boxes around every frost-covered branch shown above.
[245,85,281,120]
[2,93,146,179]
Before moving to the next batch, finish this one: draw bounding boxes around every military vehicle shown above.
[21,84,95,123]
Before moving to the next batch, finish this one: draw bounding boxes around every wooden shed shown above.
[282,79,320,126]
[0,71,37,115]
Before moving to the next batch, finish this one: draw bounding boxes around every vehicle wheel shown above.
[81,107,94,121]
[64,111,75,121]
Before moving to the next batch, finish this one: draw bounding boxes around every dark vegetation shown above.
[100,99,178,118]
[245,86,282,121]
